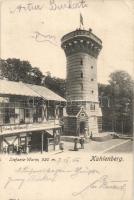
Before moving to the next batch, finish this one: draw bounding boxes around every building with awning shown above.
[0,79,41,97]
[26,83,65,102]
[0,79,66,154]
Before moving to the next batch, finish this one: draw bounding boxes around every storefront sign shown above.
[0,123,61,135]
[0,124,28,133]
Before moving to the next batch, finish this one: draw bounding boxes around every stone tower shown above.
[61,28,102,137]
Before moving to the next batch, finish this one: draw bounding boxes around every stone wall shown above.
[66,52,98,102]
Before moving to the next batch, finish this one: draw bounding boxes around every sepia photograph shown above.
[0,0,133,199]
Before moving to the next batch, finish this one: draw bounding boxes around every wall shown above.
[66,52,98,102]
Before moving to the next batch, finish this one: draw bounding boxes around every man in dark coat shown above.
[79,137,85,149]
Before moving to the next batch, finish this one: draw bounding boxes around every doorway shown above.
[80,121,86,135]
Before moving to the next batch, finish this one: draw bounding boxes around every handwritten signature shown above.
[9,0,88,14]
[4,166,100,189]
[49,0,88,10]
[10,3,44,14]
[31,31,58,46]
[4,177,25,190]
[16,166,99,177]
[4,175,55,190]
[72,175,128,198]
[3,166,128,200]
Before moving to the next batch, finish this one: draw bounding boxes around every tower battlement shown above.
[61,29,102,58]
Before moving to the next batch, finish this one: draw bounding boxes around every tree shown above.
[43,75,66,98]
[28,67,44,85]
[0,58,66,96]
[109,70,133,99]
[99,70,133,134]
[0,58,43,85]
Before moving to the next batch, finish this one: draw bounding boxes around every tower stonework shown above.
[61,29,102,137]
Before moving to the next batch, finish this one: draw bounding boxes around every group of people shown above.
[2,144,26,154]
[59,137,85,152]
[74,137,85,151]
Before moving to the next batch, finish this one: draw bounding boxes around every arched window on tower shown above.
[80,83,83,91]
[80,58,83,65]
[90,104,95,110]
[80,71,83,78]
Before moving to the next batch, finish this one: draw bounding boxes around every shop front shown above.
[0,122,62,154]
[0,79,66,154]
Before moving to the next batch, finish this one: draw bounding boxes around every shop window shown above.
[47,104,55,120]
[20,137,26,144]
[19,109,25,124]
[59,107,63,119]
[0,113,3,125]
[37,108,42,118]
[33,111,38,123]
[9,108,15,118]
[0,107,5,125]
[4,108,10,124]
[25,109,30,118]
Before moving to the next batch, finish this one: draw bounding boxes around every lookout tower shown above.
[61,23,102,137]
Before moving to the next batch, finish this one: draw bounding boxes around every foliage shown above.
[44,75,66,98]
[99,71,133,134]
[0,59,133,134]
[0,58,43,85]
[0,58,66,97]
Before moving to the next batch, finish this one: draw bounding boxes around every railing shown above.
[0,102,40,108]
[0,120,60,134]
[61,29,102,45]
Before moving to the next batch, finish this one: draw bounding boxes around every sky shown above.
[0,0,134,83]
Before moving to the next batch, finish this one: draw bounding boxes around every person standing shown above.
[79,137,85,149]
[74,138,79,151]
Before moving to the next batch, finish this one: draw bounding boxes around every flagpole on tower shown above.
[80,13,84,29]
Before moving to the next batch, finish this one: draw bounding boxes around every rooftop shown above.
[0,79,66,102]
[26,83,65,102]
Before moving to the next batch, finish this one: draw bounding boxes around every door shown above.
[80,121,85,135]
